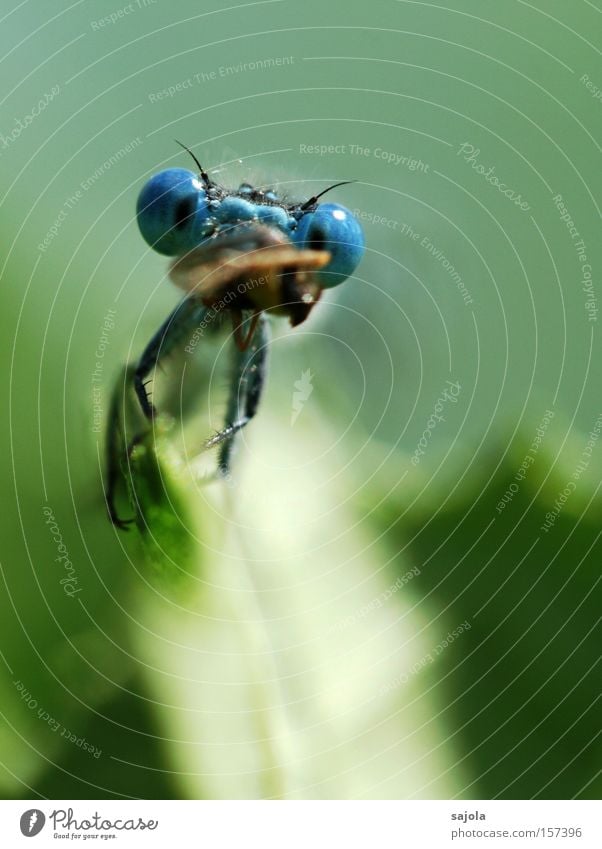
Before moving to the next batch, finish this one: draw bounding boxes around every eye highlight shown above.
[108,156,369,526]
[136,168,213,256]
[291,202,365,288]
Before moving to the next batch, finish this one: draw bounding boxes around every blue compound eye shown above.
[136,168,214,256]
[291,202,365,288]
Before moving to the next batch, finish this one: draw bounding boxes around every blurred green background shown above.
[0,0,600,799]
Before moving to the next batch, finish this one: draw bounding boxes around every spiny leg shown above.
[231,308,261,352]
[218,314,270,475]
[106,299,211,528]
[204,313,270,475]
[134,297,211,419]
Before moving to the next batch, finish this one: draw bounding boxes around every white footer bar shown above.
[1,800,599,848]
